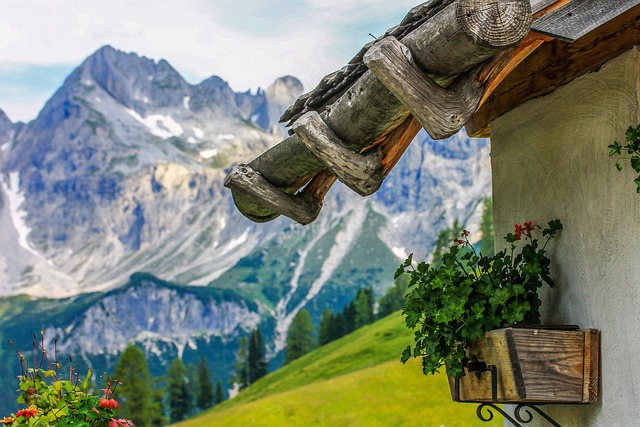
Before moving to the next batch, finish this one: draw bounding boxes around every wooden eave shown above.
[225,0,640,225]
[468,1,640,137]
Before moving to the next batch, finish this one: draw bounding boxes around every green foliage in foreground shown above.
[609,124,640,193]
[171,313,500,427]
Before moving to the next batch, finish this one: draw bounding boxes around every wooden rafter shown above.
[225,0,533,224]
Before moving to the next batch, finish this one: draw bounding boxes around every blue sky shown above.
[0,0,418,122]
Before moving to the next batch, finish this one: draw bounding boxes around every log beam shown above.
[292,111,384,196]
[226,0,532,224]
[224,164,322,225]
[364,36,484,140]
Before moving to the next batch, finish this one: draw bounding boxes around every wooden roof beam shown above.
[364,36,484,140]
[467,3,640,137]
[225,0,532,224]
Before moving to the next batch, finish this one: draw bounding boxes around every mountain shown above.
[0,45,298,298]
[0,46,490,414]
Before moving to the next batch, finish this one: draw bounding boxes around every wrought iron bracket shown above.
[476,403,562,427]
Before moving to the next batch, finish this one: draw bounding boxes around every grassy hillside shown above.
[174,313,500,427]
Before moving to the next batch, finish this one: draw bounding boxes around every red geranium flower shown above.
[99,398,120,409]
[15,407,38,418]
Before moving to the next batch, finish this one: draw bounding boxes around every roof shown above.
[225,0,640,225]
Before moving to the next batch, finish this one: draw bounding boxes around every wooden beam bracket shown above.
[224,164,322,225]
[364,36,484,140]
[292,111,384,197]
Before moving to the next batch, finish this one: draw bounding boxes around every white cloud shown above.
[0,0,418,121]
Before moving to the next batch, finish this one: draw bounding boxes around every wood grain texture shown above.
[583,329,600,402]
[226,0,532,223]
[451,328,600,403]
[450,328,523,402]
[292,112,384,196]
[224,164,321,225]
[469,4,640,136]
[532,0,640,42]
[364,36,484,140]
[511,328,585,402]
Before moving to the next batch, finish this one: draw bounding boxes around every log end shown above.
[457,0,532,48]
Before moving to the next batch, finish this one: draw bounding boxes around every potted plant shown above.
[396,219,599,403]
[1,335,135,427]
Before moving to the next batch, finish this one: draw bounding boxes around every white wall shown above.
[490,47,640,427]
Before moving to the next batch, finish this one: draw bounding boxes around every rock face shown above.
[0,45,491,414]
[0,45,302,298]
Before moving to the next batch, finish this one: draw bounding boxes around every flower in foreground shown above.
[99,398,120,409]
[1,417,14,425]
[109,419,135,427]
[15,407,38,419]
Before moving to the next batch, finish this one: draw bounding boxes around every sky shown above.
[0,0,419,123]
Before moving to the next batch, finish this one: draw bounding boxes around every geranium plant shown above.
[609,124,640,193]
[1,333,134,427]
[397,219,563,378]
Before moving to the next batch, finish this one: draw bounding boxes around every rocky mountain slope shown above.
[0,45,490,413]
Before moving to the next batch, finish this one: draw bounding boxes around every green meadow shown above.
[173,313,500,427]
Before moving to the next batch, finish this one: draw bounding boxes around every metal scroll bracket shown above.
[455,363,564,427]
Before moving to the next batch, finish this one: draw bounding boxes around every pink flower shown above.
[109,420,135,427]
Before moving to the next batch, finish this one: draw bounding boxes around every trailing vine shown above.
[609,124,640,193]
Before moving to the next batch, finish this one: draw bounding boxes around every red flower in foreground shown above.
[109,419,135,427]
[15,407,38,418]
[99,398,120,409]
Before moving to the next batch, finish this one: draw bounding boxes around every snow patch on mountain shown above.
[126,109,184,139]
[1,172,39,257]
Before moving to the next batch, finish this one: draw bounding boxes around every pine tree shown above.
[318,308,334,346]
[378,275,408,319]
[431,219,465,267]
[248,328,268,384]
[233,337,249,390]
[115,345,155,427]
[342,301,356,335]
[215,379,225,404]
[150,383,169,426]
[354,287,375,328]
[167,358,192,422]
[479,196,495,256]
[196,356,215,410]
[329,312,345,342]
[285,309,315,364]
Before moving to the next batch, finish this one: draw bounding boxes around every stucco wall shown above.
[490,47,640,427]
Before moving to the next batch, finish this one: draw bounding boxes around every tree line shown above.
[112,346,227,426]
[109,197,495,424]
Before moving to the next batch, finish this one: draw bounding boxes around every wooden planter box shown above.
[448,327,600,403]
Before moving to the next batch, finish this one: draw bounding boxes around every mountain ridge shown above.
[0,45,490,415]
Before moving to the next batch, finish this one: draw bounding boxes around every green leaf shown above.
[609,142,622,156]
[400,345,412,364]
[82,369,91,390]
